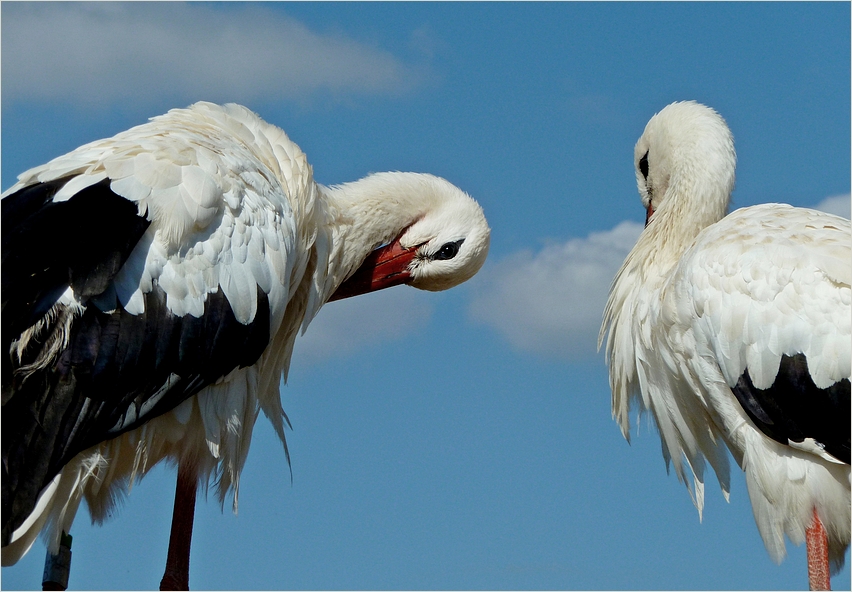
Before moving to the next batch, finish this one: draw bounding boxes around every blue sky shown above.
[1,2,850,590]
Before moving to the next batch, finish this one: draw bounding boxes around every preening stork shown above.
[1,102,491,587]
[599,101,850,590]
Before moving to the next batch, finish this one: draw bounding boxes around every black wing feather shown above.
[1,179,273,546]
[732,353,851,464]
[1,177,151,343]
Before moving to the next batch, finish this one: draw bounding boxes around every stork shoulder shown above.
[665,203,851,390]
[2,103,319,329]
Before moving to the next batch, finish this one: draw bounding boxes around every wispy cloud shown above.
[468,192,849,361]
[468,221,643,359]
[813,194,850,219]
[1,2,425,108]
[292,287,433,367]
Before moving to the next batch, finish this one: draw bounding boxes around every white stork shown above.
[1,102,491,587]
[599,101,850,590]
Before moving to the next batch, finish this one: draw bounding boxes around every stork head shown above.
[634,101,736,227]
[328,173,490,301]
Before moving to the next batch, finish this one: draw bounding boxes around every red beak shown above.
[645,204,655,227]
[328,238,419,301]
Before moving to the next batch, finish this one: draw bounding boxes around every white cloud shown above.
[292,287,433,367]
[1,2,423,107]
[468,221,643,359]
[468,193,849,361]
[813,194,850,219]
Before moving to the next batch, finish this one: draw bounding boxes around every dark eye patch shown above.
[639,150,649,180]
[433,239,465,261]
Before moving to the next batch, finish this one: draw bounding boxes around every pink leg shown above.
[159,463,197,591]
[806,508,831,591]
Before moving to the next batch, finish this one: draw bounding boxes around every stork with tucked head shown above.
[1,102,490,588]
[600,101,850,590]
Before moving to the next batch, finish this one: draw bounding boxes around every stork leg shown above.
[42,531,72,591]
[806,508,831,591]
[159,462,197,591]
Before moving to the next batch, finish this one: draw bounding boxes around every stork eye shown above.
[433,239,464,261]
[639,150,649,180]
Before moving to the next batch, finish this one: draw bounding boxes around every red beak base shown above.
[328,239,419,302]
[645,205,655,227]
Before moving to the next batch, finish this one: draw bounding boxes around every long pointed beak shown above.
[645,204,655,227]
[328,238,419,301]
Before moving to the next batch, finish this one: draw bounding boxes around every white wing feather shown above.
[672,205,851,391]
[3,102,310,331]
